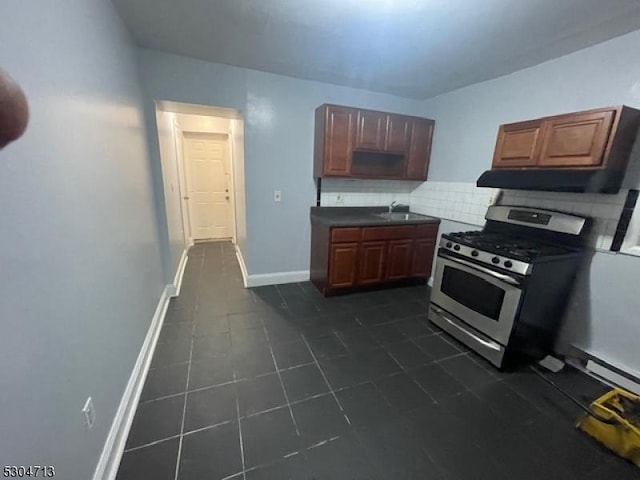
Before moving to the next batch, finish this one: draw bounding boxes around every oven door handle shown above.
[432,307,502,352]
[439,253,521,286]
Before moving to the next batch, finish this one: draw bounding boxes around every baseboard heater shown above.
[568,347,640,395]
[586,359,640,396]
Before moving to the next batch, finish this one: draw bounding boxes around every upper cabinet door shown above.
[537,110,615,168]
[492,120,543,168]
[355,110,385,151]
[385,114,411,153]
[324,106,355,175]
[406,118,435,180]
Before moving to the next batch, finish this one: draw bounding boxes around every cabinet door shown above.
[355,110,385,151]
[411,238,436,277]
[328,243,359,288]
[406,118,434,180]
[385,114,411,153]
[386,239,414,280]
[537,110,615,168]
[492,120,543,168]
[324,106,355,175]
[358,241,386,285]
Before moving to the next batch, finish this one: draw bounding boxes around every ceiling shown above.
[112,0,640,99]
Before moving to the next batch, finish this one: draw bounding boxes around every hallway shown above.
[116,242,637,480]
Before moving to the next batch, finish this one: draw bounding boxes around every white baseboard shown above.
[246,270,310,287]
[168,249,189,297]
[235,245,249,288]
[92,286,171,480]
[233,244,309,288]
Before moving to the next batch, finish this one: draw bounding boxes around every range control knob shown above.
[453,244,461,251]
[471,250,479,257]
[491,257,500,264]
[445,242,453,248]
[504,260,513,268]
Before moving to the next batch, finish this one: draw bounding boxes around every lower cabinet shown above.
[328,243,359,288]
[411,238,436,277]
[386,239,414,280]
[313,223,439,294]
[358,241,387,284]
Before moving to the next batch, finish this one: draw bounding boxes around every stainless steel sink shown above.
[374,212,428,221]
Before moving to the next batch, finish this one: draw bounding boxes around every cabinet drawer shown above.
[331,227,361,243]
[362,225,415,241]
[415,224,438,238]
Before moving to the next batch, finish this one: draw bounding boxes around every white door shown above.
[183,133,233,240]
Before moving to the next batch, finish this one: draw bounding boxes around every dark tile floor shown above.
[116,241,640,480]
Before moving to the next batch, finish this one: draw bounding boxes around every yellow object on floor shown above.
[577,388,640,468]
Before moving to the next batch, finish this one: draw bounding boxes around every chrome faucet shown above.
[388,201,397,214]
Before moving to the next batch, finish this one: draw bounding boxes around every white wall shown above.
[418,28,640,377]
[156,110,187,273]
[0,1,165,478]
[231,119,248,260]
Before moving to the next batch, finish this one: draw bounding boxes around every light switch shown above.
[274,190,282,202]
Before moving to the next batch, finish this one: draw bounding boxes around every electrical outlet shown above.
[274,190,282,202]
[336,194,344,205]
[82,397,95,430]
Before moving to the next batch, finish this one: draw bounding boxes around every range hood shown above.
[476,169,625,194]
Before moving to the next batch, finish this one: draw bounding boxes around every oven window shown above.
[441,266,505,321]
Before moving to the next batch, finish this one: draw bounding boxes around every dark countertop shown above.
[310,206,441,227]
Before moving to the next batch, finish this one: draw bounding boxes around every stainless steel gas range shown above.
[428,205,588,369]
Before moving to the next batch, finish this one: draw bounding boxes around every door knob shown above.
[225,189,229,193]
[183,196,190,200]
[225,196,230,200]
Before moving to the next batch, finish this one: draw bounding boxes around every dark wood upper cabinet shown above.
[537,109,614,168]
[406,118,435,179]
[491,106,640,171]
[492,120,543,168]
[328,243,359,288]
[385,114,412,153]
[314,105,355,176]
[314,104,434,180]
[356,110,386,151]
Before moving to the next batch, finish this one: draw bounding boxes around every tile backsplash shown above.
[320,178,417,207]
[497,189,627,250]
[409,182,499,227]
[321,178,627,252]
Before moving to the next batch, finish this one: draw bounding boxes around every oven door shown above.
[430,252,523,345]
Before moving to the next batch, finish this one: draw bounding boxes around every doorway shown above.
[153,101,248,284]
[183,132,233,241]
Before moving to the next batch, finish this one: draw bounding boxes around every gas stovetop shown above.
[439,229,583,276]
[438,206,588,276]
[444,230,577,262]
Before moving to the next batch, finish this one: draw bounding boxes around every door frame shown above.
[181,131,237,243]
[172,121,193,247]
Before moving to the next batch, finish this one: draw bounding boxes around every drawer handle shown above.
[432,307,501,352]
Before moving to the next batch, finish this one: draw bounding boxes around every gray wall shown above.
[137,49,424,276]
[0,1,165,477]
[420,29,640,377]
